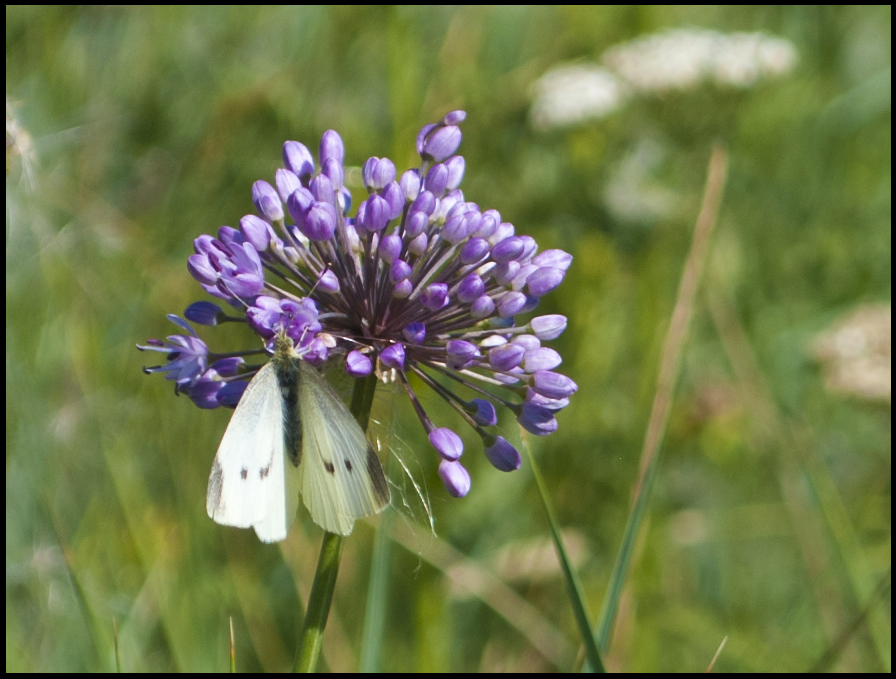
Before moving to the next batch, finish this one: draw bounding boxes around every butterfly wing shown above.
[206,363,301,543]
[296,361,390,535]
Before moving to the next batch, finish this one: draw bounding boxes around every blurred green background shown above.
[6,5,890,672]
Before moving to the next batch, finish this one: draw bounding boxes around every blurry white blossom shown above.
[529,63,624,130]
[602,137,679,223]
[811,304,891,402]
[602,28,798,93]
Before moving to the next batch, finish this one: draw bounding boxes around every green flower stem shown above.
[294,373,379,673]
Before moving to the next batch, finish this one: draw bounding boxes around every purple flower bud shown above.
[211,356,245,378]
[511,334,541,351]
[408,233,428,256]
[420,283,449,310]
[457,273,485,303]
[319,129,344,165]
[301,201,337,241]
[286,187,314,224]
[380,343,405,370]
[423,125,462,162]
[489,343,526,371]
[405,210,429,238]
[429,427,463,461]
[532,371,578,399]
[439,459,471,498]
[526,388,570,411]
[527,267,565,297]
[275,168,302,203]
[416,123,436,156]
[184,301,223,326]
[532,248,573,271]
[382,181,404,219]
[217,226,244,246]
[443,214,468,245]
[317,269,339,293]
[345,350,373,378]
[489,221,515,246]
[511,264,538,291]
[494,261,521,286]
[473,209,499,238]
[400,169,421,201]
[392,278,413,298]
[403,322,426,344]
[363,195,390,232]
[484,436,521,471]
[497,291,527,317]
[309,173,335,205]
[424,163,448,197]
[524,347,562,372]
[518,236,538,262]
[410,190,437,216]
[252,180,283,222]
[492,236,525,263]
[379,233,402,263]
[446,339,480,369]
[460,237,490,264]
[530,314,567,340]
[517,402,558,436]
[322,157,344,189]
[362,156,397,190]
[471,294,496,319]
[283,140,314,180]
[442,110,467,126]
[467,399,497,426]
[445,155,466,190]
[389,259,412,283]
[240,214,274,251]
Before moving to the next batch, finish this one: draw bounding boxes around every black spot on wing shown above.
[344,459,353,472]
[366,446,390,504]
[240,467,249,480]
[324,460,335,475]
[259,463,271,479]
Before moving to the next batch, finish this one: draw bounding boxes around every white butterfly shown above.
[206,331,390,542]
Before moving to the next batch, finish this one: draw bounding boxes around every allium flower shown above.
[139,111,576,497]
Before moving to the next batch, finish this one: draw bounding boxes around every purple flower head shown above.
[142,111,574,504]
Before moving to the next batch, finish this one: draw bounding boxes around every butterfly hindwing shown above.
[296,361,390,536]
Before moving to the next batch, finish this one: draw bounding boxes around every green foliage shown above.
[7,5,890,672]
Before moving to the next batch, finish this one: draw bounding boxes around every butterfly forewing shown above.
[206,362,301,543]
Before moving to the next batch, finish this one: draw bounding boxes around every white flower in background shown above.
[811,304,891,402]
[602,28,798,93]
[529,63,624,130]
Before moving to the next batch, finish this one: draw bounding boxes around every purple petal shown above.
[402,322,426,344]
[283,140,314,179]
[345,350,373,378]
[457,273,485,302]
[380,343,405,370]
[420,283,449,311]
